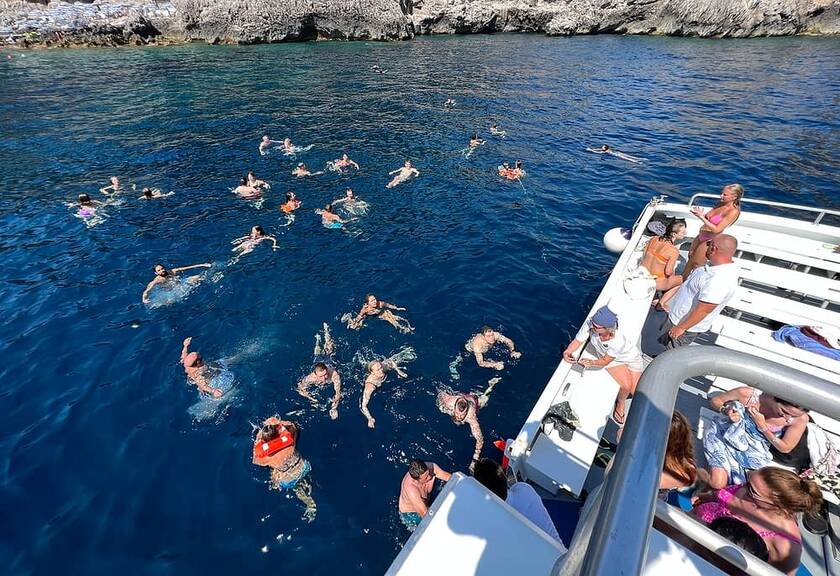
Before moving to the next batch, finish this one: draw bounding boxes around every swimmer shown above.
[297,323,342,420]
[346,294,414,333]
[138,187,172,200]
[332,153,360,171]
[371,64,387,74]
[292,163,323,178]
[259,135,283,155]
[498,160,524,180]
[231,225,278,254]
[315,203,345,228]
[444,98,456,108]
[180,337,223,398]
[141,262,212,303]
[234,177,262,199]
[438,390,485,472]
[252,416,316,521]
[360,348,415,428]
[246,171,270,190]
[332,188,357,206]
[398,460,451,531]
[386,161,420,188]
[76,193,101,217]
[469,134,485,148]
[279,191,301,213]
[513,160,525,178]
[99,176,122,195]
[465,326,522,371]
[585,144,644,164]
[490,123,507,137]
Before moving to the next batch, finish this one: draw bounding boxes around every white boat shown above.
[386,195,840,576]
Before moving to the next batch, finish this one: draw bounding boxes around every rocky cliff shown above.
[1,0,837,47]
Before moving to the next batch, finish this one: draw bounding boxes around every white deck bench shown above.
[725,286,840,329]
[733,258,840,306]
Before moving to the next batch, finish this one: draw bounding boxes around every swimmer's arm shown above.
[408,490,429,517]
[99,185,115,195]
[468,417,484,463]
[388,168,401,175]
[296,377,318,404]
[330,372,342,410]
[473,349,497,369]
[360,382,375,421]
[385,302,406,311]
[171,263,212,273]
[267,236,278,250]
[332,197,347,205]
[496,333,516,352]
[180,337,191,361]
[141,278,160,303]
[350,161,359,169]
[431,463,452,482]
[410,168,420,176]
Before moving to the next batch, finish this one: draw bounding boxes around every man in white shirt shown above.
[472,458,567,551]
[652,234,739,350]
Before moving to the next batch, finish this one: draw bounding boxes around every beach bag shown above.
[807,421,839,477]
[623,268,656,301]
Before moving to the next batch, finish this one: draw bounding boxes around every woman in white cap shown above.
[562,305,645,425]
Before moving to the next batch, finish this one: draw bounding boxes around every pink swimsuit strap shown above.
[694,484,802,544]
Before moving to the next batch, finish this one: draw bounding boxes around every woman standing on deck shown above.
[641,218,687,291]
[693,467,821,574]
[682,184,743,278]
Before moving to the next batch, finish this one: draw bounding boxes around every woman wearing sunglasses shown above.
[693,467,822,574]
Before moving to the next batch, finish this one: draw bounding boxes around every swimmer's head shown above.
[515,160,522,169]
[345,188,354,198]
[313,362,329,382]
[240,178,247,185]
[342,153,349,160]
[502,162,509,168]
[325,203,333,212]
[78,193,92,205]
[260,423,279,441]
[284,138,291,144]
[366,294,378,306]
[184,351,202,368]
[454,397,470,422]
[286,192,295,201]
[297,163,305,168]
[142,188,152,198]
[602,145,610,151]
[261,135,269,142]
[154,263,169,277]
[480,326,495,342]
[408,459,432,481]
[471,134,477,140]
[110,176,119,186]
[252,225,264,237]
[367,360,384,374]
[247,171,255,179]
[404,161,412,168]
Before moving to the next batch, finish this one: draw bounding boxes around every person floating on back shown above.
[386,161,419,188]
[344,294,413,333]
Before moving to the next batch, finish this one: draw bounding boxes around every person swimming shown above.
[297,323,342,420]
[259,135,283,155]
[234,177,262,199]
[360,347,416,428]
[444,98,456,108]
[316,203,345,229]
[292,163,323,178]
[99,176,122,195]
[490,123,507,137]
[330,153,360,171]
[138,187,172,200]
[280,191,301,213]
[437,390,485,472]
[586,144,645,164]
[231,225,278,255]
[469,134,485,148]
[346,294,414,333]
[180,337,223,398]
[331,188,369,217]
[246,171,270,190]
[252,416,317,522]
[141,262,212,304]
[76,193,100,217]
[386,161,420,188]
[498,161,523,180]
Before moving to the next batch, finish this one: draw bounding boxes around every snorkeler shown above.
[279,191,301,213]
[346,294,414,333]
[138,187,172,200]
[437,390,484,472]
[469,134,485,148]
[360,347,416,428]
[99,176,122,195]
[386,161,420,188]
[247,171,270,190]
[180,337,223,398]
[231,225,278,254]
[331,153,360,171]
[316,204,345,229]
[466,326,522,370]
[490,123,507,137]
[259,135,283,155]
[141,262,212,303]
[234,177,262,199]
[297,323,342,420]
[585,144,644,164]
[252,416,317,522]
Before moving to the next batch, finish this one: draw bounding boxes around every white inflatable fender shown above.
[603,227,632,254]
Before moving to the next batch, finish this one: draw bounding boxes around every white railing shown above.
[688,193,840,225]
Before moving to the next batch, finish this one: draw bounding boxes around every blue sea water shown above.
[0,34,838,575]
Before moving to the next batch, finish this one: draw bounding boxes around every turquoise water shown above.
[0,35,838,575]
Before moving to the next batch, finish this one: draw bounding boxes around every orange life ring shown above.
[253,426,295,458]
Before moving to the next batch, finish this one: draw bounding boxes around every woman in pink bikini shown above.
[693,467,822,574]
[683,184,743,278]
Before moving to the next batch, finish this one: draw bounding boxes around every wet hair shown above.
[663,411,697,487]
[143,188,152,198]
[663,218,687,243]
[471,133,478,140]
[285,192,295,201]
[725,183,744,206]
[774,396,808,412]
[515,160,522,169]
[253,225,264,235]
[247,171,255,178]
[297,162,304,168]
[313,362,328,374]
[603,145,611,151]
[758,467,822,516]
[365,293,377,303]
[454,397,470,421]
[154,263,169,276]
[78,193,92,205]
[240,178,247,185]
[408,459,429,480]
[260,423,279,441]
[367,360,382,374]
[480,326,494,335]
[473,458,508,499]
[709,517,769,562]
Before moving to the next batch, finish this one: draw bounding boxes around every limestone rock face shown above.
[0,0,837,47]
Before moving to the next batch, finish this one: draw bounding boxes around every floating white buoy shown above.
[603,227,632,254]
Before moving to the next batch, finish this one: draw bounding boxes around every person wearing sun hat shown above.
[562,305,645,425]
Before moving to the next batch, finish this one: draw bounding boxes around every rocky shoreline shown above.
[1,0,838,48]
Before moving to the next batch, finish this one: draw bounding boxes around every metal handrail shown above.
[688,193,840,225]
[557,345,840,576]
